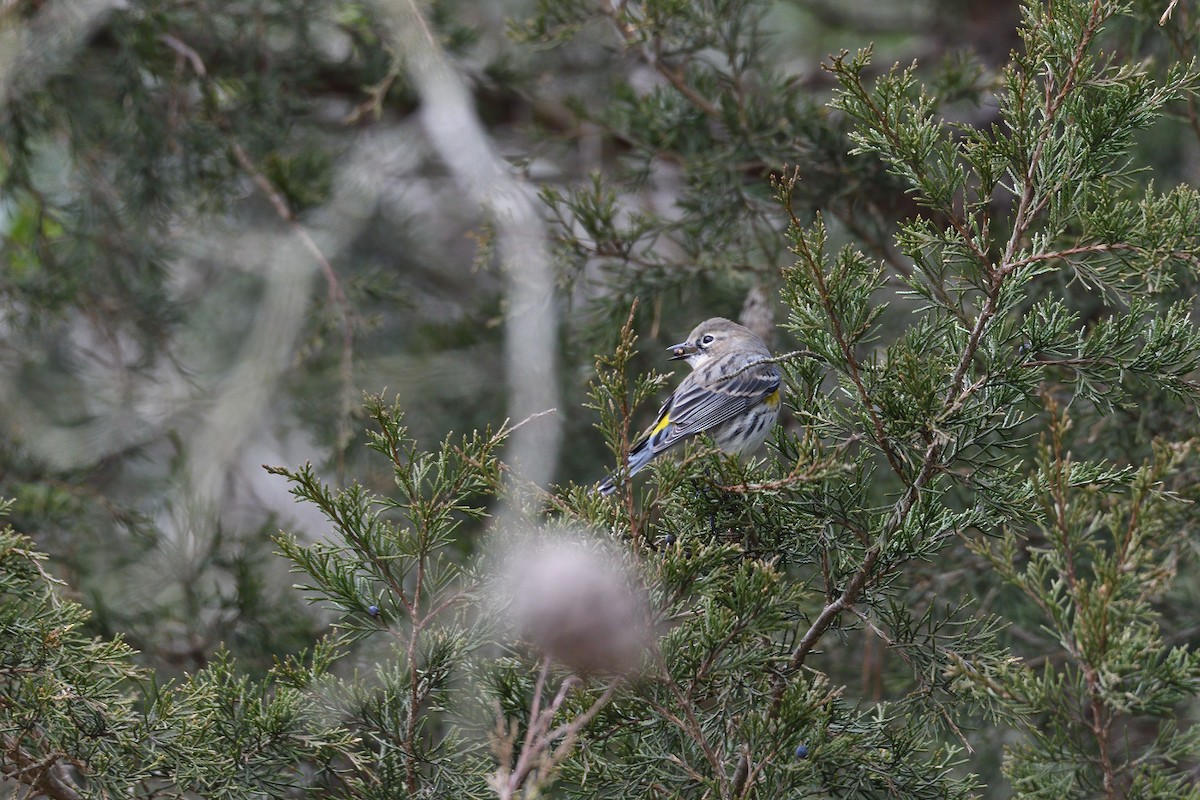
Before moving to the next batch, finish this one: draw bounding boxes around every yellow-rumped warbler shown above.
[598,317,782,495]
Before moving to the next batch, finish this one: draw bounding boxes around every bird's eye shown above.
[700,334,715,345]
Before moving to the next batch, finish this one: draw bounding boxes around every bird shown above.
[597,317,782,495]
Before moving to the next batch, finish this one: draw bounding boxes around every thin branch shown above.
[769,550,877,709]
[851,608,974,752]
[493,661,618,800]
[1001,0,1105,267]
[649,644,731,797]
[600,0,722,119]
[828,62,992,270]
[225,139,357,478]
[782,187,909,480]
[713,455,836,493]
[160,32,358,483]
[1,740,83,800]
[382,0,561,499]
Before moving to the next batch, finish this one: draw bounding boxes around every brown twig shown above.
[491,658,619,799]
[646,645,731,797]
[712,456,836,493]
[1,739,84,800]
[160,33,358,483]
[781,183,908,481]
[599,1,722,119]
[228,139,357,476]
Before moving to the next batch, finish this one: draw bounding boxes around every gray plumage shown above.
[598,318,782,495]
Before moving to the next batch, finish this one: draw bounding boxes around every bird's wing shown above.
[648,365,781,452]
[598,392,676,494]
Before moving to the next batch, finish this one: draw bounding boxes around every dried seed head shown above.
[504,536,649,675]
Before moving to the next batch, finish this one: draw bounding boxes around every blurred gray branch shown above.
[376,0,561,493]
[0,0,121,105]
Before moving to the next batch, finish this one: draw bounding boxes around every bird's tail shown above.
[596,436,657,495]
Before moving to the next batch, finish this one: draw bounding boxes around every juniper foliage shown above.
[0,501,357,799]
[4,0,1200,799]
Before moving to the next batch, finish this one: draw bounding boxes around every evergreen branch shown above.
[1021,355,1200,389]
[644,669,730,796]
[851,608,974,753]
[827,53,992,270]
[491,658,619,799]
[270,465,416,616]
[782,184,908,480]
[1000,0,1106,266]
[403,580,424,793]
[1043,405,1119,797]
[766,142,1041,714]
[599,0,722,119]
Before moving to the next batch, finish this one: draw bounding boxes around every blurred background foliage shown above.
[3,0,1200,796]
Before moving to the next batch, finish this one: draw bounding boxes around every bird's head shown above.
[667,317,769,367]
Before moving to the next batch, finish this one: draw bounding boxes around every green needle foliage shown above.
[971,406,1200,799]
[0,502,356,799]
[6,0,1200,799]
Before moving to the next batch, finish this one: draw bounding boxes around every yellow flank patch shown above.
[765,389,781,408]
[651,412,672,435]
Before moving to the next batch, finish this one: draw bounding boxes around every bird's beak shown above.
[667,340,697,361]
